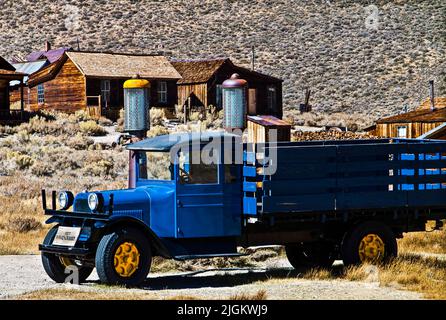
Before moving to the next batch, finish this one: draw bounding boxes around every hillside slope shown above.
[0,0,444,121]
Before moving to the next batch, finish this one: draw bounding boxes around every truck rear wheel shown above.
[341,221,397,266]
[95,227,152,287]
[285,242,335,269]
[41,226,93,283]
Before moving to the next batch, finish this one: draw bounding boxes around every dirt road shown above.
[0,255,422,300]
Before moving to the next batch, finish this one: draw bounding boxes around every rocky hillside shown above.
[0,0,445,121]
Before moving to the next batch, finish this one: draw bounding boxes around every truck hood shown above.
[73,184,175,225]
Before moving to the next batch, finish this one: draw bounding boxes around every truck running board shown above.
[173,253,247,261]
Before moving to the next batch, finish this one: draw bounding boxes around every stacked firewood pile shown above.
[291,130,378,141]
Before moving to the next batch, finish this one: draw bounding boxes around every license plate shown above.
[52,227,81,247]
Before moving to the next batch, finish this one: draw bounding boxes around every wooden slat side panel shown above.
[262,194,336,213]
[258,141,446,214]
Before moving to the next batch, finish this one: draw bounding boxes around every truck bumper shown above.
[39,244,91,256]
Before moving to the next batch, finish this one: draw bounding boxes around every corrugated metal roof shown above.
[10,60,49,86]
[26,47,71,63]
[248,115,291,127]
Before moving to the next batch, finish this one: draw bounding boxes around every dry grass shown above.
[297,253,446,299]
[0,229,49,255]
[16,288,265,300]
[17,288,159,300]
[229,289,267,300]
[398,222,446,254]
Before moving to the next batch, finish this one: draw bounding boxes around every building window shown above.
[101,80,110,108]
[37,84,45,104]
[158,81,167,103]
[267,86,277,112]
[397,126,407,138]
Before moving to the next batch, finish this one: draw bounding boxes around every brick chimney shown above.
[45,41,51,52]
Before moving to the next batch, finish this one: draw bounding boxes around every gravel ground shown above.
[0,255,422,300]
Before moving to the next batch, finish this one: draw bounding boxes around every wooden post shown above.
[98,95,102,118]
[20,80,24,120]
[20,81,24,111]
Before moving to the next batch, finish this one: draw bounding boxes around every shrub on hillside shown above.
[79,121,107,136]
[66,134,94,150]
[5,217,42,233]
[14,154,34,169]
[98,116,113,126]
[150,108,167,126]
[83,159,115,177]
[30,161,54,177]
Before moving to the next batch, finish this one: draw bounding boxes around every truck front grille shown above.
[73,198,90,212]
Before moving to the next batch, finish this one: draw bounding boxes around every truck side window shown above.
[138,153,148,179]
[179,151,218,184]
[139,151,173,181]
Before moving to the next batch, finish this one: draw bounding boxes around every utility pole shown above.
[251,45,255,71]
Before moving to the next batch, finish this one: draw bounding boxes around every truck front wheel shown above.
[41,226,93,283]
[285,241,335,269]
[95,227,152,287]
[341,221,397,266]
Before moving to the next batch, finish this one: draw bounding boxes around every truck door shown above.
[174,146,242,238]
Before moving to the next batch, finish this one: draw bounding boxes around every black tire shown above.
[95,227,152,287]
[41,226,94,284]
[285,241,336,269]
[341,221,397,266]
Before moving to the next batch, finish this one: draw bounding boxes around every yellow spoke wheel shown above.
[114,242,140,278]
[358,234,385,263]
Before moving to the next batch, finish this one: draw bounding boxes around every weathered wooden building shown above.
[0,56,25,124]
[171,59,283,118]
[9,59,49,110]
[27,51,181,119]
[375,97,446,138]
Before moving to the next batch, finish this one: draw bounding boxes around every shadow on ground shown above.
[143,267,299,290]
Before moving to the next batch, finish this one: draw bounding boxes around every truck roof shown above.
[126,131,241,151]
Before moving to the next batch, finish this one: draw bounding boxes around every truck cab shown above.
[40,132,245,286]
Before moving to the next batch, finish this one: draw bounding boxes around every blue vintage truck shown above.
[39,132,446,286]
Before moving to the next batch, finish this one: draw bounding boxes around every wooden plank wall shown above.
[28,58,86,112]
[177,83,208,109]
[376,122,442,138]
[247,120,291,143]
[9,87,30,110]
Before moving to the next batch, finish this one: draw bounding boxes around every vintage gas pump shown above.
[123,75,150,188]
[222,73,248,132]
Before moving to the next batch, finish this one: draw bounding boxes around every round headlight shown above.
[88,193,99,211]
[58,191,73,210]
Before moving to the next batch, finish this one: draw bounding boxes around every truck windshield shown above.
[138,151,173,181]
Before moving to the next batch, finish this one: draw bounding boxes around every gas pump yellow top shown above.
[123,78,150,89]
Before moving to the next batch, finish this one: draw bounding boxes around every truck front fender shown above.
[100,217,172,259]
